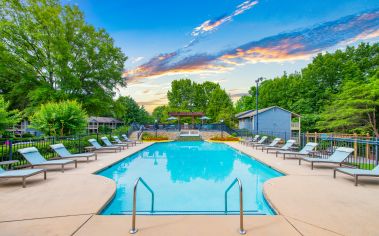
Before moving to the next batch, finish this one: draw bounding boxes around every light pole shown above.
[154,119,158,138]
[255,77,264,135]
[220,119,224,138]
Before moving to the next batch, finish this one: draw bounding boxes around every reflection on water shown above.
[98,141,282,215]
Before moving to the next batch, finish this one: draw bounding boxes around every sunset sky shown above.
[63,0,379,112]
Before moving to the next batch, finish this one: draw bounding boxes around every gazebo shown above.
[168,112,204,129]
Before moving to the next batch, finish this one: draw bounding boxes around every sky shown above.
[63,0,379,112]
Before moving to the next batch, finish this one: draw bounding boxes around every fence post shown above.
[314,132,318,150]
[376,137,378,166]
[366,133,370,159]
[354,133,358,158]
[9,139,13,161]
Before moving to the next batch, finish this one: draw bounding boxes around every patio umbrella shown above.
[200,116,211,125]
[167,116,177,121]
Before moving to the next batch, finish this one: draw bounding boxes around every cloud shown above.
[124,9,379,83]
[131,56,144,63]
[191,0,259,36]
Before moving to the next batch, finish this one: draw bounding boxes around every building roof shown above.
[88,116,124,124]
[235,106,300,119]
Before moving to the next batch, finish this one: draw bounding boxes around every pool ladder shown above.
[224,178,246,235]
[129,177,155,234]
[129,177,246,235]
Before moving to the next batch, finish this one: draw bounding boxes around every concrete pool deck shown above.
[0,141,378,235]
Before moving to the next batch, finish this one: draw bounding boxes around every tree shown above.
[0,95,21,134]
[167,79,196,110]
[114,96,151,125]
[206,87,235,126]
[234,43,379,132]
[152,105,169,123]
[31,100,87,136]
[0,0,127,115]
[317,76,379,136]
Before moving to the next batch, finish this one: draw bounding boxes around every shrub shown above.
[142,133,168,141]
[210,136,239,141]
[31,100,88,136]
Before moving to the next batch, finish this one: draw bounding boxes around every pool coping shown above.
[95,141,283,216]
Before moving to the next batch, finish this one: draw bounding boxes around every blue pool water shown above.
[98,141,283,215]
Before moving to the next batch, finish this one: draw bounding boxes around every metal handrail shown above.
[129,177,155,234]
[224,178,246,235]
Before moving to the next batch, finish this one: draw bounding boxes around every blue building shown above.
[235,106,301,140]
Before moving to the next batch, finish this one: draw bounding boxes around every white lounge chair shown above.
[50,144,97,162]
[248,136,267,147]
[255,138,281,150]
[18,147,77,173]
[300,147,354,170]
[88,139,121,152]
[113,136,136,146]
[0,166,46,188]
[264,139,296,153]
[101,137,129,149]
[277,142,318,159]
[240,135,259,145]
[334,165,379,186]
[122,134,142,144]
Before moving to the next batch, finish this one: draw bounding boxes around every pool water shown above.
[98,141,283,215]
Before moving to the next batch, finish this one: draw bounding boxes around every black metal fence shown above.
[240,130,379,170]
[0,130,130,168]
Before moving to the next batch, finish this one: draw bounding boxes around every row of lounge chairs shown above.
[0,135,140,188]
[240,135,378,186]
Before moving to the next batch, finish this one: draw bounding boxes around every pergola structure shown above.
[168,112,204,127]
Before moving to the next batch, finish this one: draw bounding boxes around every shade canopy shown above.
[167,116,178,121]
[199,116,211,120]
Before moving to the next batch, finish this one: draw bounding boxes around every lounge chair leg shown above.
[95,153,98,160]
[298,159,301,165]
[333,169,336,178]
[87,157,89,162]
[62,164,65,173]
[355,175,358,186]
[44,171,47,180]
[22,177,26,188]
[75,160,78,168]
[311,162,314,170]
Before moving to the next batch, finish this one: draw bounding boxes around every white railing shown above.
[291,122,300,130]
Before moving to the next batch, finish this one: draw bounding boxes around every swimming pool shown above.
[98,141,283,215]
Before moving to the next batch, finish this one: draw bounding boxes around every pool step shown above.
[112,210,265,216]
[176,136,203,141]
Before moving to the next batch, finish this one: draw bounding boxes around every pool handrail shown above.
[224,178,246,235]
[130,177,155,234]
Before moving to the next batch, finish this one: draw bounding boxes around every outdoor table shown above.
[0,160,19,170]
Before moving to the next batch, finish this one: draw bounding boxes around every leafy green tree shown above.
[167,79,196,110]
[206,87,235,126]
[114,96,151,125]
[235,43,379,132]
[0,95,21,134]
[152,105,169,123]
[31,100,88,136]
[0,0,127,115]
[317,76,379,136]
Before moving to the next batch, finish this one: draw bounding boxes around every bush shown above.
[31,100,88,136]
[210,136,239,141]
[142,133,168,141]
